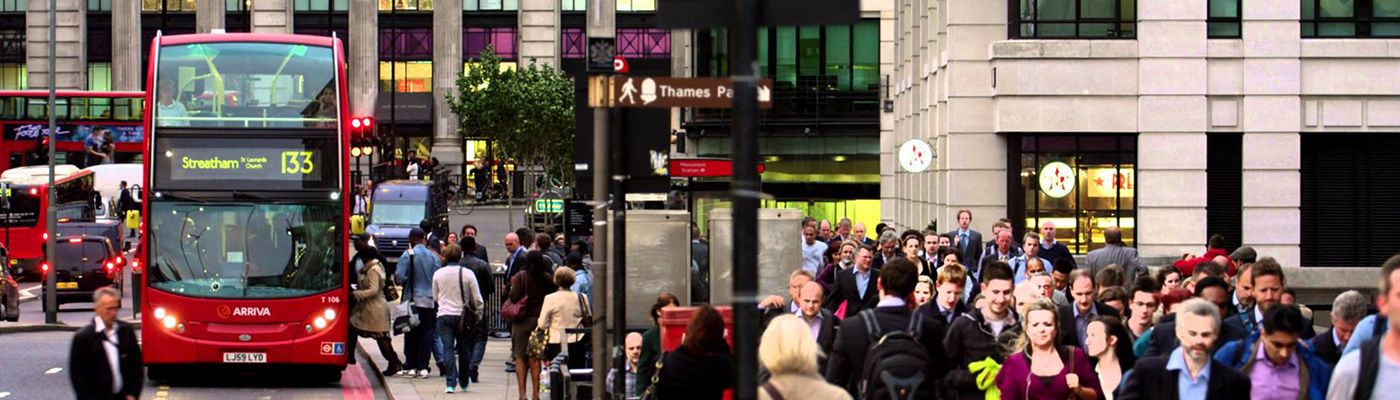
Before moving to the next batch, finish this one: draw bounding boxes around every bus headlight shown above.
[313,317,328,330]
[162,315,178,329]
[154,307,167,320]
[323,308,336,321]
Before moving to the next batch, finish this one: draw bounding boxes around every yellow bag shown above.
[350,215,367,235]
[124,210,140,230]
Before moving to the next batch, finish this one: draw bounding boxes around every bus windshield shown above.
[147,201,342,299]
[155,42,338,128]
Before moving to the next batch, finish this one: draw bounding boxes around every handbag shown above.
[501,272,528,323]
[391,250,420,335]
[639,354,666,400]
[577,292,593,327]
[528,326,550,360]
[457,266,482,338]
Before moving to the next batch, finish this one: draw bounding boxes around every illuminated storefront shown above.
[1010,134,1136,254]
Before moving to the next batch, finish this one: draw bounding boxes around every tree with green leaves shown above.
[445,47,576,185]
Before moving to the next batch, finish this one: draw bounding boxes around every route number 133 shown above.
[280,151,315,174]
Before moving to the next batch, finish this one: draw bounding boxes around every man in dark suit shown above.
[1058,269,1120,349]
[945,209,983,275]
[116,181,138,237]
[851,222,877,247]
[1143,276,1249,358]
[1119,298,1250,400]
[1312,289,1368,366]
[825,245,881,319]
[870,232,900,271]
[825,258,948,397]
[69,287,143,400]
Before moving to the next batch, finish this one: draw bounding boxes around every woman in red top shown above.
[996,299,1103,400]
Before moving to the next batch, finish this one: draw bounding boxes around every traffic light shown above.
[350,117,376,157]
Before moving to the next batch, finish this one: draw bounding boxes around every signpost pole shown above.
[43,0,57,325]
[588,0,616,397]
[730,0,760,398]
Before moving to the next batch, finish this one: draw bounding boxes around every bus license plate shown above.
[223,352,266,363]
[56,282,77,290]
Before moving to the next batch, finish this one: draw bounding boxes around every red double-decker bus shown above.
[2,169,98,279]
[0,90,144,170]
[140,32,352,380]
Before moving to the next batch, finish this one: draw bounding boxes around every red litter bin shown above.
[658,306,734,399]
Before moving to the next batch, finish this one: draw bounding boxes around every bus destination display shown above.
[168,147,320,181]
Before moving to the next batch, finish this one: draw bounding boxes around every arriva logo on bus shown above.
[217,305,273,318]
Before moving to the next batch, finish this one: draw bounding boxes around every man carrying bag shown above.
[395,228,442,378]
[432,244,484,393]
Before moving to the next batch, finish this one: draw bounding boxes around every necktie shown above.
[960,232,969,252]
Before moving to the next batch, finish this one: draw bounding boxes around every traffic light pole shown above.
[730,0,760,398]
[43,0,57,325]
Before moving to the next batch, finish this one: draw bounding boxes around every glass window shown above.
[379,61,433,93]
[617,0,655,11]
[852,21,879,92]
[825,26,850,91]
[145,0,197,12]
[380,0,432,10]
[797,26,820,78]
[148,202,344,299]
[466,0,517,11]
[1209,0,1241,38]
[295,0,349,11]
[617,28,670,59]
[156,42,339,128]
[0,63,25,90]
[561,0,585,11]
[88,0,111,11]
[1303,0,1400,37]
[1014,0,1136,38]
[0,0,23,12]
[1016,134,1137,254]
[88,62,112,92]
[775,26,796,86]
[465,27,517,60]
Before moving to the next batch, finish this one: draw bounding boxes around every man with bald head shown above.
[851,222,876,247]
[503,232,526,279]
[1084,225,1147,285]
[796,281,837,355]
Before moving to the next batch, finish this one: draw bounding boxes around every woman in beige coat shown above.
[758,315,852,400]
[349,245,404,376]
[537,267,590,369]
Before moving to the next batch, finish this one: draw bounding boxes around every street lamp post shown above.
[43,0,57,324]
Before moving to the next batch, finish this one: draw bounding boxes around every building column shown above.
[937,0,1006,231]
[518,0,560,68]
[251,0,295,34]
[1240,2,1303,266]
[196,0,225,33]
[348,0,378,119]
[26,0,85,90]
[430,0,464,169]
[1134,0,1210,258]
[111,0,141,91]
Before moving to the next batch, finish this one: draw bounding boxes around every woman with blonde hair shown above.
[995,299,1102,400]
[757,315,851,400]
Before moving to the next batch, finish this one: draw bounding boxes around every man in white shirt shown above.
[800,225,828,276]
[431,244,485,393]
[69,287,143,400]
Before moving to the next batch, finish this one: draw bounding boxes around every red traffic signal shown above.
[351,118,362,129]
[350,117,374,130]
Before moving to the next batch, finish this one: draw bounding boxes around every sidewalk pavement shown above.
[360,333,535,400]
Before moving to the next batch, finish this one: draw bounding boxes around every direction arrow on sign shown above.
[589,76,773,109]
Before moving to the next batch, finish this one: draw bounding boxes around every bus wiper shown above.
[233,191,276,202]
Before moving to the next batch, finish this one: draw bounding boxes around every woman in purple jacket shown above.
[996,299,1104,400]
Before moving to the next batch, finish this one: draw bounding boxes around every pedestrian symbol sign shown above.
[591,76,773,109]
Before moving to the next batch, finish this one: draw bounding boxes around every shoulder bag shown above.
[500,272,528,323]
[457,266,482,338]
[392,250,420,334]
[577,292,593,327]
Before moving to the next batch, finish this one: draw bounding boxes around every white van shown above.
[82,163,143,220]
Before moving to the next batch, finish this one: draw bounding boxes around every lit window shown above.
[1208,0,1241,38]
[465,0,517,11]
[1302,0,1400,38]
[379,61,433,93]
[88,63,112,92]
[380,0,432,11]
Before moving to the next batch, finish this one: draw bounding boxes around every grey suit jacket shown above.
[1084,244,1146,286]
[945,229,983,271]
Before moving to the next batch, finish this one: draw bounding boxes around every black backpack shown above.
[857,309,933,400]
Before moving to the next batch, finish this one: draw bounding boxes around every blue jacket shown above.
[1214,331,1332,400]
[396,243,442,307]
